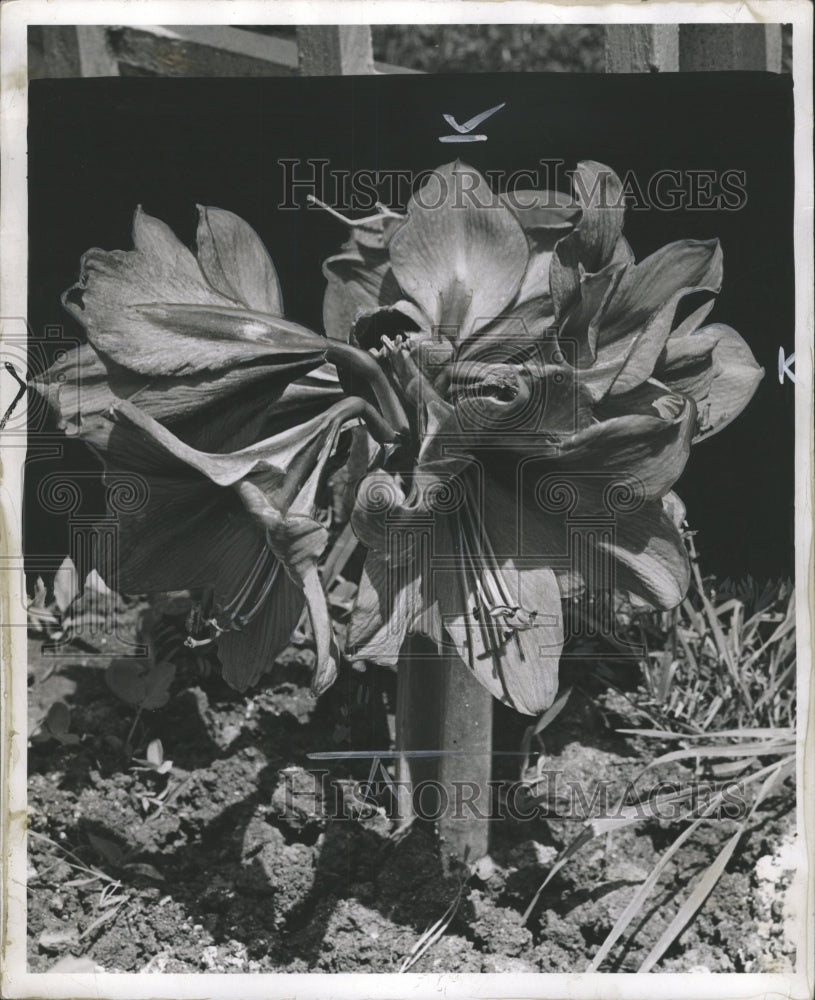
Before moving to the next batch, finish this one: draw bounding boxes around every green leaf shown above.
[123,862,165,881]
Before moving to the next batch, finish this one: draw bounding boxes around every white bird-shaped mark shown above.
[439,102,506,143]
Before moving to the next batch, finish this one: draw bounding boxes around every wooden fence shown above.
[31,23,787,79]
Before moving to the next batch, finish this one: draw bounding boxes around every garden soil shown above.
[26,624,796,975]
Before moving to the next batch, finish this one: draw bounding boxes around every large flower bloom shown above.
[37,206,406,691]
[38,161,762,712]
[323,161,763,715]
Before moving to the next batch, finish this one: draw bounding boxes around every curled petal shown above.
[33,343,126,446]
[591,240,724,397]
[500,191,580,309]
[597,501,691,609]
[196,205,283,315]
[449,359,593,447]
[659,323,764,443]
[35,344,343,453]
[322,247,402,342]
[551,161,629,320]
[389,161,529,341]
[351,470,413,557]
[237,482,337,695]
[346,555,428,666]
[499,189,580,232]
[110,396,363,502]
[597,241,722,345]
[63,208,326,377]
[513,234,562,314]
[233,422,343,697]
[436,498,564,715]
[552,394,696,502]
[656,328,723,401]
[557,262,627,367]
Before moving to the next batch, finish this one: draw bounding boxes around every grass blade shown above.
[586,757,792,971]
[398,880,465,972]
[636,760,789,972]
[586,795,725,971]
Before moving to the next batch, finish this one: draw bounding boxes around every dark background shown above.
[27,72,795,581]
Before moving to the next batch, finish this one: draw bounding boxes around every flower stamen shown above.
[184,535,281,647]
[458,493,539,661]
[306,194,402,230]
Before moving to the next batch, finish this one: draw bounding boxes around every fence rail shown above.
[32,24,420,78]
[30,23,786,79]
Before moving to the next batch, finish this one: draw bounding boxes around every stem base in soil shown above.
[396,637,493,867]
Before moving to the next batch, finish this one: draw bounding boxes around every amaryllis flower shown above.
[321,163,578,351]
[37,205,409,691]
[549,160,764,436]
[39,204,409,455]
[88,394,397,692]
[322,160,763,715]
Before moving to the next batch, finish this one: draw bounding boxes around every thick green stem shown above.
[397,637,493,868]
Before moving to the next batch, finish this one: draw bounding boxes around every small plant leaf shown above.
[78,899,127,940]
[53,556,79,613]
[134,739,174,774]
[87,832,125,868]
[124,862,165,881]
[146,739,164,767]
[106,659,176,709]
[141,662,176,709]
[83,569,114,597]
[45,701,71,733]
[31,576,48,610]
[533,686,573,736]
[105,660,148,706]
[32,702,81,746]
